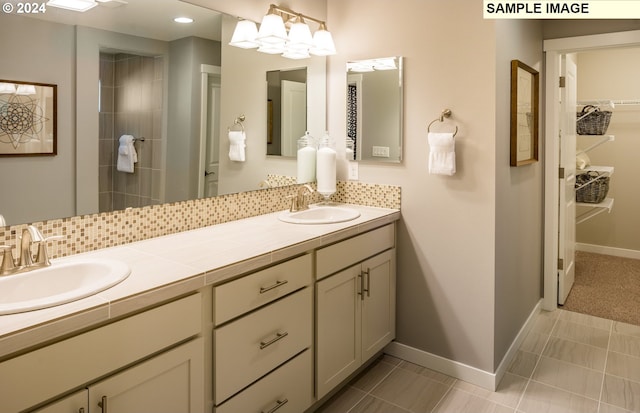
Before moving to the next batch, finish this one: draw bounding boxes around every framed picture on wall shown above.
[0,79,57,156]
[510,60,539,166]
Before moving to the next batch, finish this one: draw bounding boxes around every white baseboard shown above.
[576,243,640,260]
[384,299,543,391]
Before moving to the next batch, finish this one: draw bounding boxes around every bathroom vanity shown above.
[0,204,399,413]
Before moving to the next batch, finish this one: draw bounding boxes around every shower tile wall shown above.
[99,53,163,212]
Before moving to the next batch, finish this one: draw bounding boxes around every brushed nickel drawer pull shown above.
[262,398,289,413]
[358,273,364,300]
[98,396,108,413]
[260,280,288,294]
[260,331,288,349]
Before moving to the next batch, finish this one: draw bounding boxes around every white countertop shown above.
[0,204,399,359]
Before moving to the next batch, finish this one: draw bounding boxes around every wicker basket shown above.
[576,105,612,135]
[575,172,610,203]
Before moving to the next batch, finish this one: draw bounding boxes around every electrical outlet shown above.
[372,146,390,157]
[348,161,359,180]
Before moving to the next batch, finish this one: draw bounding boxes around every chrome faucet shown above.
[0,225,58,276]
[288,184,314,212]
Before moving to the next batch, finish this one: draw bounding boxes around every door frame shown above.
[542,30,640,311]
[198,64,221,198]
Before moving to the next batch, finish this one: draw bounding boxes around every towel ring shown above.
[427,109,458,137]
[228,114,245,132]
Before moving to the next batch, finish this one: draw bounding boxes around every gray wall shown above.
[494,19,544,370]
[0,15,75,225]
[329,0,502,373]
[166,37,221,203]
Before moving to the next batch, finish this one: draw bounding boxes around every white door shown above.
[280,80,306,157]
[558,54,577,305]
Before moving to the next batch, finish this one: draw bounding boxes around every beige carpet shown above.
[562,251,640,326]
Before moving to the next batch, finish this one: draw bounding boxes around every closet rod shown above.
[578,99,640,107]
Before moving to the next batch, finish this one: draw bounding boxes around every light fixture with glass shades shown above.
[347,57,398,73]
[229,4,336,59]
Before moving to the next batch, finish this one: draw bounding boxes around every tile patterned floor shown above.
[315,309,640,413]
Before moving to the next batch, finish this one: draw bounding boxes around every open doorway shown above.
[543,31,640,321]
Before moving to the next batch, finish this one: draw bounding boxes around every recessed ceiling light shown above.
[174,17,194,24]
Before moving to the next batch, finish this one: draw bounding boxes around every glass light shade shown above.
[0,83,17,94]
[310,28,336,56]
[229,19,259,49]
[16,85,37,95]
[373,58,397,70]
[257,43,286,54]
[46,0,98,12]
[287,19,313,50]
[257,13,287,45]
[282,48,310,60]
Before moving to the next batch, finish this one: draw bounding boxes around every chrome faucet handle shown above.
[35,235,64,267]
[0,245,17,276]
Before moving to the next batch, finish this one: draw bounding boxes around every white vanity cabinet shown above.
[1,294,204,413]
[315,224,396,399]
[213,253,313,413]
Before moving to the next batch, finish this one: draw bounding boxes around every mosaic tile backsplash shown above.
[0,181,400,260]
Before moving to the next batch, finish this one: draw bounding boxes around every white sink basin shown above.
[0,258,131,315]
[278,205,361,224]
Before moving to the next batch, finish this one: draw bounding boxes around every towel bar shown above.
[427,109,458,137]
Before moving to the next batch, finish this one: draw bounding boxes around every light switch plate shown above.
[348,161,359,180]
[372,146,390,157]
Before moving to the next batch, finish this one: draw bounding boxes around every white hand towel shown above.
[428,132,456,176]
[228,131,246,162]
[117,135,137,173]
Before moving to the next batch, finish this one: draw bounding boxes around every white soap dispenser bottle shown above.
[316,132,336,202]
[297,132,316,183]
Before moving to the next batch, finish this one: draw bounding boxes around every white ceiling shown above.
[11,0,222,41]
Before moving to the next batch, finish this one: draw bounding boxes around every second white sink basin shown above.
[278,205,361,224]
[0,258,131,315]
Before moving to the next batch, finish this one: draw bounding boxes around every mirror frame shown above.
[510,59,539,167]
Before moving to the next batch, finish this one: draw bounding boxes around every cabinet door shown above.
[361,249,396,361]
[316,265,362,399]
[88,338,204,413]
[30,389,88,413]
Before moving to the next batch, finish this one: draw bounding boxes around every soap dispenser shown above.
[297,132,316,183]
[316,132,336,202]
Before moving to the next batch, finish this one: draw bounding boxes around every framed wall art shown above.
[0,80,57,156]
[510,60,539,166]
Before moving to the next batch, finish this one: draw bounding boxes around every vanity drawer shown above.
[215,350,312,413]
[214,287,312,404]
[214,253,312,325]
[317,224,394,280]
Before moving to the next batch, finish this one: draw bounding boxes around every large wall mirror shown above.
[346,56,403,163]
[0,0,326,227]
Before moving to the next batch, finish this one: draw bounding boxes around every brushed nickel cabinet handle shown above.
[260,279,288,294]
[358,272,364,300]
[98,396,108,413]
[259,331,288,349]
[262,398,289,413]
[363,268,371,297]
